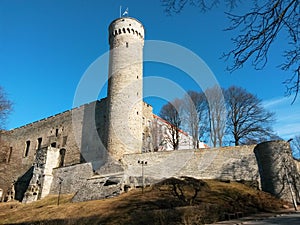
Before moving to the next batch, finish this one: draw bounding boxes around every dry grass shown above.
[0,178,290,225]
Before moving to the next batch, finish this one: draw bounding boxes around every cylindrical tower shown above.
[106,17,144,160]
[254,140,300,203]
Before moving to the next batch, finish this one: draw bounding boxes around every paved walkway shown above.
[210,209,300,225]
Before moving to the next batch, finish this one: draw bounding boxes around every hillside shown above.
[0,178,290,225]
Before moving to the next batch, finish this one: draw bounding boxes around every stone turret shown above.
[106,17,145,160]
[254,140,300,203]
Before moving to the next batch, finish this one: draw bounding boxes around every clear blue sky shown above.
[1,0,299,143]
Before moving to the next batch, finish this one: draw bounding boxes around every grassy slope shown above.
[0,178,289,225]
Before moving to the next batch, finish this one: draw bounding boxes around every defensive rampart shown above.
[49,145,260,202]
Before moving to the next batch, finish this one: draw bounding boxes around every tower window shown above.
[24,141,30,157]
[126,42,128,48]
[37,137,42,149]
[55,128,59,137]
[118,29,121,34]
[123,28,126,33]
[127,28,130,33]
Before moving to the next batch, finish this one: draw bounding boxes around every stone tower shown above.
[106,17,145,160]
[254,140,300,203]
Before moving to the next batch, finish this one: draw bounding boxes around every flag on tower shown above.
[123,7,129,16]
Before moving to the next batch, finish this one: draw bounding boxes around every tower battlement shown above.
[108,17,144,47]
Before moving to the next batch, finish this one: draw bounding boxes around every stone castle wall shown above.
[123,145,259,182]
[46,145,261,202]
[48,142,300,203]
[0,108,78,201]
[0,100,109,201]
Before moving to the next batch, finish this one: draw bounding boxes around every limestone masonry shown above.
[0,17,299,204]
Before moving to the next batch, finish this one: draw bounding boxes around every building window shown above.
[24,141,30,157]
[37,137,42,150]
[55,128,59,137]
[51,142,57,148]
[126,42,128,48]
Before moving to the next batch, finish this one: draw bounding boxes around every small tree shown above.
[160,99,182,150]
[225,86,275,145]
[0,86,13,130]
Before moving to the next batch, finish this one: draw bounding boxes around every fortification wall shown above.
[50,163,94,195]
[0,101,101,201]
[79,100,109,170]
[122,145,259,184]
[47,145,259,202]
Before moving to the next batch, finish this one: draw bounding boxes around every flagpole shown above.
[119,5,122,18]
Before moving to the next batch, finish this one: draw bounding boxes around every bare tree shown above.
[225,86,276,145]
[0,86,13,130]
[182,91,209,148]
[161,0,237,14]
[159,99,182,150]
[205,86,227,147]
[224,1,300,103]
[162,0,300,102]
